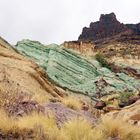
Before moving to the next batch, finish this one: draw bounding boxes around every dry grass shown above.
[61,96,82,110]
[60,116,140,140]
[0,108,140,140]
[31,93,50,104]
[0,109,60,139]
[17,112,60,140]
[17,112,56,130]
[98,116,140,140]
[0,109,17,133]
[60,117,103,140]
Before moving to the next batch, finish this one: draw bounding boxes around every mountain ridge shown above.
[78,12,140,42]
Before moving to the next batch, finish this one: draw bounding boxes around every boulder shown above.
[94,101,106,110]
[44,102,97,127]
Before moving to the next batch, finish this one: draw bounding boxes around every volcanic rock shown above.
[78,12,140,42]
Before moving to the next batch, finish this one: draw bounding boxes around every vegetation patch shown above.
[0,109,139,140]
[95,53,111,69]
[61,96,83,110]
[119,92,135,103]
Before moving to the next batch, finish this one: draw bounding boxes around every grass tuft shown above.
[61,96,82,110]
[98,116,140,140]
[61,118,96,140]
[0,109,17,133]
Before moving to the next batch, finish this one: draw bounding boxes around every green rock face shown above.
[15,40,140,98]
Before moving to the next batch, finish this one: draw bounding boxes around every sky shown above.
[0,0,140,45]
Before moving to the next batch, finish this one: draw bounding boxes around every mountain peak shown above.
[99,12,116,22]
[78,13,140,42]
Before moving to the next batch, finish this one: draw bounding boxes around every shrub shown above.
[95,53,111,69]
[119,92,135,103]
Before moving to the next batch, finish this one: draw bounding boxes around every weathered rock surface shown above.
[6,100,45,117]
[44,102,96,127]
[15,39,140,99]
[94,37,140,82]
[94,101,106,110]
[107,100,140,126]
[0,37,64,109]
[79,12,140,42]
[63,41,95,56]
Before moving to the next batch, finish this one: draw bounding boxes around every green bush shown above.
[119,92,135,103]
[95,53,111,69]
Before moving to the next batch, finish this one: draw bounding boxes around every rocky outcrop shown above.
[63,41,95,56]
[0,37,64,110]
[78,12,140,42]
[107,100,140,126]
[94,101,106,110]
[44,102,96,127]
[15,40,140,99]
[126,23,140,35]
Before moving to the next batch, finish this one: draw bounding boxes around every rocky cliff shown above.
[63,41,95,56]
[79,12,140,42]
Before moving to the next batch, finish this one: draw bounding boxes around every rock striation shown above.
[78,12,140,42]
[15,39,140,99]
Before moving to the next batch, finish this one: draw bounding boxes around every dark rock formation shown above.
[78,12,140,42]
[126,23,140,35]
[94,101,106,110]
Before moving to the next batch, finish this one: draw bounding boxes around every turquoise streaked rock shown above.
[15,40,140,97]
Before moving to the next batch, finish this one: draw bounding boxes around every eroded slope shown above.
[15,40,140,99]
[0,37,64,106]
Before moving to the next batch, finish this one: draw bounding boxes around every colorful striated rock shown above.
[15,39,140,99]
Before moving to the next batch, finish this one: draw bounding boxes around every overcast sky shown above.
[0,0,139,45]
